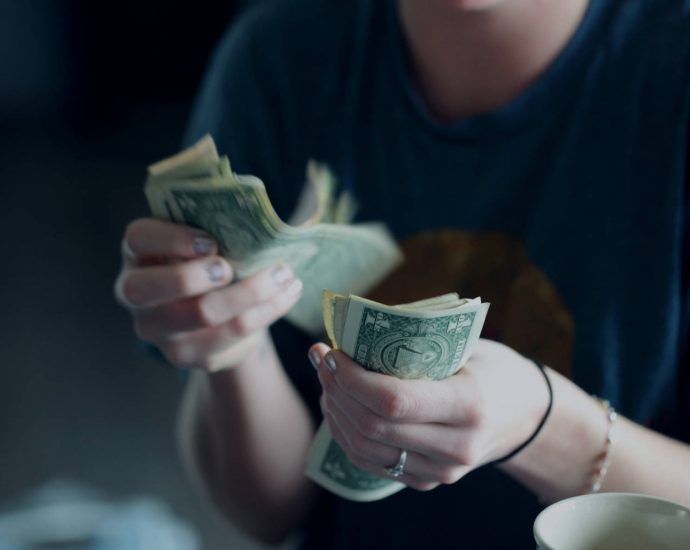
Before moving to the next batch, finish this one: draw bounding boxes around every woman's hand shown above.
[115,218,303,371]
[310,339,550,491]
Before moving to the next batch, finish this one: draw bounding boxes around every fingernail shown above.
[284,279,303,297]
[206,259,225,282]
[193,236,215,255]
[308,350,320,370]
[272,264,293,286]
[325,353,337,374]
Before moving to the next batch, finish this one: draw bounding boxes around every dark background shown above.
[0,1,272,548]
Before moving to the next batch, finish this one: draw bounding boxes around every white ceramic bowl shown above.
[534,493,690,550]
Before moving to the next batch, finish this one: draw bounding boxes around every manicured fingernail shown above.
[272,264,293,285]
[308,350,320,370]
[325,353,337,374]
[193,236,215,255]
[206,259,225,282]
[285,279,303,297]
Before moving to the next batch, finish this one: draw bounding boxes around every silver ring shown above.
[384,449,407,478]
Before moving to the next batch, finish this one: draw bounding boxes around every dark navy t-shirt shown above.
[185,0,690,547]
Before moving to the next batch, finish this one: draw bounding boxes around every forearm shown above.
[602,416,690,505]
[177,331,317,545]
[500,368,690,506]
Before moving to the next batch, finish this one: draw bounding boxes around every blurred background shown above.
[0,0,269,547]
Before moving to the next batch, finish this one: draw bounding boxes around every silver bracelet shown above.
[585,397,618,494]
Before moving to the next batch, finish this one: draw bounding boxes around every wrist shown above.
[198,330,282,412]
[581,397,618,494]
[490,359,553,465]
[498,370,609,502]
[202,329,273,375]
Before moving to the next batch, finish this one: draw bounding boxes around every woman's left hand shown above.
[310,338,550,491]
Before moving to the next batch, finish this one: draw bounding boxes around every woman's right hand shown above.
[114,218,303,371]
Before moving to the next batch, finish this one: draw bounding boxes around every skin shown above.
[115,219,317,543]
[312,346,690,506]
[116,0,690,545]
[398,0,591,120]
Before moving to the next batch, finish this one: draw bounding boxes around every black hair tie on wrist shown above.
[490,359,553,465]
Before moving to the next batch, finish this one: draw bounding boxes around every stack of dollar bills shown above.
[305,291,489,501]
[144,135,403,334]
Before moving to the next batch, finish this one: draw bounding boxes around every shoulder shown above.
[595,1,690,125]
[210,0,365,85]
[185,0,372,149]
[185,0,374,214]
[604,0,690,64]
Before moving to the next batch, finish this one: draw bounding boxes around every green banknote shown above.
[143,136,403,334]
[306,292,489,501]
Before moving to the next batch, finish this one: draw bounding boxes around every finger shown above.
[156,323,246,367]
[321,406,433,488]
[132,264,299,337]
[116,256,232,308]
[352,455,442,492]
[193,263,298,327]
[319,363,474,464]
[123,218,218,266]
[227,278,303,336]
[323,391,452,473]
[141,276,302,351]
[366,420,484,466]
[143,277,302,366]
[315,345,489,467]
[324,350,482,424]
[324,402,455,487]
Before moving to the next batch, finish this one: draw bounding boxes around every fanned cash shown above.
[306,291,490,502]
[144,135,403,334]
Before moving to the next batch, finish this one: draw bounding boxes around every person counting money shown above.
[115,0,690,548]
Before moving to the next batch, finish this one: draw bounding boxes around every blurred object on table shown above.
[0,479,200,549]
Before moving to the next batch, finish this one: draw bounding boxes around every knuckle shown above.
[192,296,217,327]
[270,291,297,319]
[163,341,195,369]
[379,389,411,420]
[168,269,194,298]
[437,467,462,485]
[230,312,254,337]
[117,272,144,307]
[356,414,386,440]
[450,441,480,466]
[240,278,266,304]
[449,442,469,465]
[465,442,483,466]
[410,481,439,492]
[464,394,485,428]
